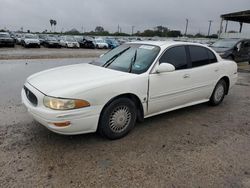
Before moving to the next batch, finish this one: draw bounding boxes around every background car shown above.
[77,36,96,49]
[105,38,120,49]
[21,34,40,48]
[0,32,15,47]
[59,36,80,48]
[43,36,61,48]
[14,33,23,45]
[211,38,250,63]
[38,34,47,46]
[94,38,109,49]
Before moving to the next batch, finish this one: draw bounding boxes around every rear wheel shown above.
[98,98,137,140]
[209,79,227,106]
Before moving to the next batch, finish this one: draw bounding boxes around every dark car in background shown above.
[211,38,250,64]
[43,36,61,48]
[0,32,15,47]
[105,38,119,49]
[76,36,96,49]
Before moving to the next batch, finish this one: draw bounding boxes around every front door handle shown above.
[183,74,190,78]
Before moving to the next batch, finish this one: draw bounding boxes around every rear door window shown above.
[189,46,217,67]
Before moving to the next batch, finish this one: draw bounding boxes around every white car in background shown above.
[22,41,237,140]
[94,38,109,49]
[59,36,80,48]
[21,34,40,48]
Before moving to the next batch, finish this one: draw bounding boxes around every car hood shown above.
[47,40,59,43]
[211,47,231,53]
[25,38,40,43]
[0,37,13,41]
[27,63,132,97]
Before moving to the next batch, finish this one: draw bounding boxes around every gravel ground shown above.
[0,45,107,60]
[0,59,250,187]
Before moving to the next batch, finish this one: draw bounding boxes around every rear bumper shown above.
[21,83,100,135]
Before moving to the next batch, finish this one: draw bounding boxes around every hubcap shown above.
[214,84,224,102]
[109,106,131,133]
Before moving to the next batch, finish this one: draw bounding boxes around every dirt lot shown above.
[0,59,250,187]
[0,45,107,60]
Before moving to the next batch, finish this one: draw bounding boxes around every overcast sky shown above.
[0,0,250,34]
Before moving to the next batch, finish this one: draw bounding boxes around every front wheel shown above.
[209,80,227,106]
[98,98,137,140]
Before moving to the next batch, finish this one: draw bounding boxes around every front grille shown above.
[24,86,38,106]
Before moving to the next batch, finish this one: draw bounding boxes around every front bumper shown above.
[25,43,40,47]
[67,43,79,48]
[21,83,100,135]
[0,40,14,46]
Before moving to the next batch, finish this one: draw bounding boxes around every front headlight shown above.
[43,96,90,110]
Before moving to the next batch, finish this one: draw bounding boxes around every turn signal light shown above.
[52,121,71,127]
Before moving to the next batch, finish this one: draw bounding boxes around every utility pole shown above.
[118,25,120,33]
[132,26,135,36]
[184,19,189,36]
[207,20,213,37]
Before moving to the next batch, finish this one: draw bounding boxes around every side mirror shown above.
[156,63,175,73]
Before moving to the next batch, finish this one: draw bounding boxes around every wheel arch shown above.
[218,76,230,95]
[98,93,144,126]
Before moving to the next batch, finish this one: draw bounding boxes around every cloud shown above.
[0,0,250,34]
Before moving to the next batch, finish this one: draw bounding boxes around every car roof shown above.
[128,40,209,48]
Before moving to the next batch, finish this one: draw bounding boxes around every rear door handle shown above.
[215,68,220,72]
[183,74,190,78]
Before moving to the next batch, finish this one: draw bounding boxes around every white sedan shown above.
[22,41,237,139]
[59,36,80,48]
[94,38,109,49]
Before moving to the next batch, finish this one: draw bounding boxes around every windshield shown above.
[211,39,239,48]
[66,36,76,42]
[0,33,10,38]
[47,37,57,41]
[107,39,119,45]
[96,39,104,43]
[25,34,38,39]
[91,44,160,74]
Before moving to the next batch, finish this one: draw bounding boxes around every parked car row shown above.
[2,32,250,63]
[3,32,122,49]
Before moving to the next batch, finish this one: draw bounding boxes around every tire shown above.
[98,98,137,140]
[228,55,234,60]
[209,79,227,106]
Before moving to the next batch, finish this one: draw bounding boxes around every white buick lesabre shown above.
[22,41,237,139]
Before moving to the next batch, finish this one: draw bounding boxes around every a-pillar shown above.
[218,18,224,38]
[239,22,243,33]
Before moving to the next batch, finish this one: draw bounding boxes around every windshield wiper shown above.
[103,47,130,68]
[128,49,137,73]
